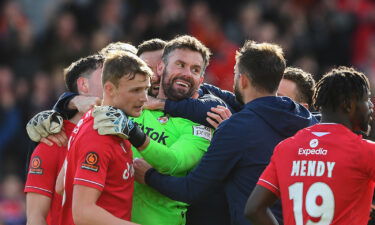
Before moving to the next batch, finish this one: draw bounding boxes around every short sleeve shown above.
[24,143,65,198]
[257,148,280,197]
[73,137,113,191]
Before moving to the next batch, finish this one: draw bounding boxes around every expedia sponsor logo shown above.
[298,148,328,156]
[139,124,169,145]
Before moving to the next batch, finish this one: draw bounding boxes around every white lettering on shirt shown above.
[291,160,335,178]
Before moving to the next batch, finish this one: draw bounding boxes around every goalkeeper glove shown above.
[92,106,146,148]
[26,110,64,142]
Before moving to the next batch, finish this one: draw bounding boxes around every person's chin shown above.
[132,107,144,117]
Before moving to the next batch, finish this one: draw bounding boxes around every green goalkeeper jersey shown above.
[131,109,212,225]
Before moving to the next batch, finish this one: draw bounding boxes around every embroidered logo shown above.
[157,116,169,124]
[193,125,212,141]
[29,156,43,175]
[81,152,100,172]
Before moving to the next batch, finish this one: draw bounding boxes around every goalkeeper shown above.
[95,35,214,225]
[26,36,220,225]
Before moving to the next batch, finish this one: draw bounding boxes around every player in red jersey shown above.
[60,52,151,225]
[24,54,104,225]
[245,66,375,225]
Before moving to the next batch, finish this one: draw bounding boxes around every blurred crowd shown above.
[0,0,374,223]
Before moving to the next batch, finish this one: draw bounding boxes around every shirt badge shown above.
[157,116,169,124]
[29,156,43,175]
[81,152,100,172]
[193,125,212,141]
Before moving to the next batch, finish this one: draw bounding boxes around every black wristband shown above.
[128,124,147,148]
[145,168,157,185]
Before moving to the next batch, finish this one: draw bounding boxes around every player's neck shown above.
[70,112,84,124]
[320,111,352,130]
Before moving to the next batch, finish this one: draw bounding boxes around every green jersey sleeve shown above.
[140,123,212,175]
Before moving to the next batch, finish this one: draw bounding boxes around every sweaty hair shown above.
[100,42,137,55]
[283,67,315,107]
[137,38,167,56]
[64,54,104,93]
[236,40,286,93]
[162,35,211,74]
[313,66,370,111]
[102,51,152,86]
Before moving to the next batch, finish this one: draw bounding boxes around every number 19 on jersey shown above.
[289,182,334,225]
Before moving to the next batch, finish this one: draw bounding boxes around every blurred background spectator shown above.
[0,0,374,222]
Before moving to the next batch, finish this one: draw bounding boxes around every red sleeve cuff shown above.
[73,178,104,191]
[257,179,280,197]
[24,186,53,198]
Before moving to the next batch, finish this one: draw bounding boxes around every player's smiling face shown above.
[161,49,204,101]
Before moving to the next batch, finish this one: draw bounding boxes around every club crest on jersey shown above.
[157,116,169,124]
[81,152,100,172]
[193,125,212,141]
[29,156,43,175]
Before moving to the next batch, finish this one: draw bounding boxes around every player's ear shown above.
[342,99,354,114]
[103,81,116,97]
[157,60,165,77]
[240,73,249,89]
[199,76,204,85]
[77,77,89,94]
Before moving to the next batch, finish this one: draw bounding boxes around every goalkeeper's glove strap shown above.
[128,125,147,148]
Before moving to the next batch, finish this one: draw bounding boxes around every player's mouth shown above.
[134,105,143,112]
[151,85,160,92]
[173,79,192,90]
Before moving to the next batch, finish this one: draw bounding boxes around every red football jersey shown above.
[258,123,375,225]
[60,110,134,225]
[24,120,75,225]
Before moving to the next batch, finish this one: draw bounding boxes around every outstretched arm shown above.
[53,92,101,119]
[139,119,244,204]
[201,83,243,112]
[164,94,231,128]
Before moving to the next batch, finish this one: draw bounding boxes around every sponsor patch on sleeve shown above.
[29,156,43,175]
[81,152,100,172]
[193,125,212,141]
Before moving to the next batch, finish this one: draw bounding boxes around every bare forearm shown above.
[73,204,138,225]
[26,193,50,225]
[27,216,48,225]
[247,208,278,225]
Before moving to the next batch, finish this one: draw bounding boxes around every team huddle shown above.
[23,35,375,225]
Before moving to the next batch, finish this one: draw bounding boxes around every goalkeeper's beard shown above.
[161,70,196,101]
